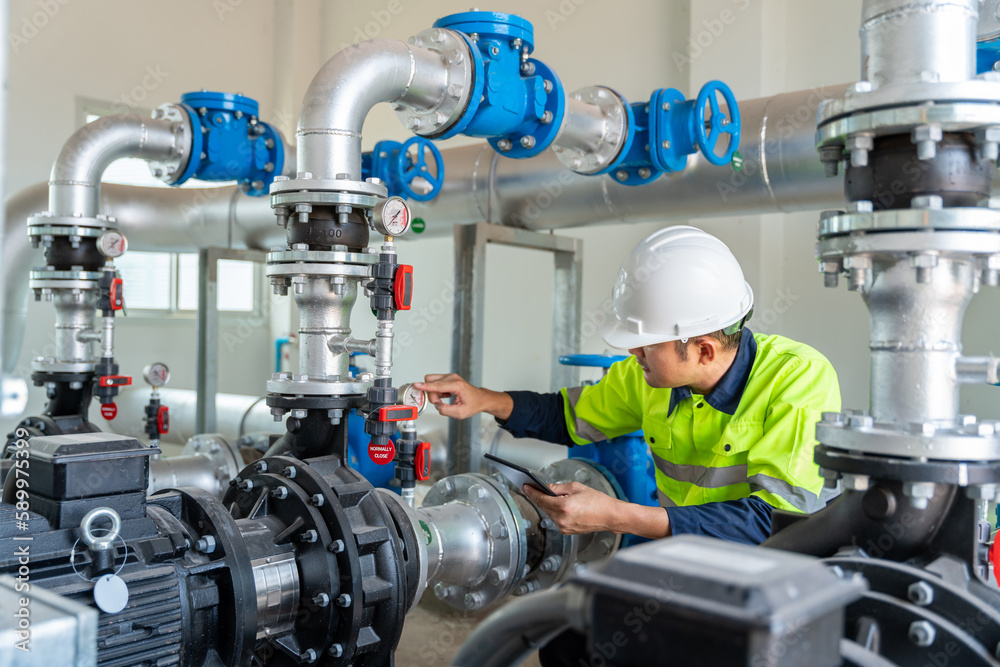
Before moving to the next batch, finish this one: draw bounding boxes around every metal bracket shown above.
[195,247,268,434]
[449,223,582,474]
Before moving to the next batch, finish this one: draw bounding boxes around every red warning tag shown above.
[368,441,396,465]
[100,403,118,420]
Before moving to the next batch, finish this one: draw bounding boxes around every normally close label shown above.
[369,441,396,465]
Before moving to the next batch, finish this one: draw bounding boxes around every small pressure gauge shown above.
[372,197,412,237]
[143,362,170,388]
[97,231,128,258]
[398,383,426,415]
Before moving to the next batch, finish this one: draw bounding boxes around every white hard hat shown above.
[600,226,754,349]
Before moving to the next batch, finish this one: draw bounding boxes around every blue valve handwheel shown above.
[395,137,444,202]
[694,81,740,166]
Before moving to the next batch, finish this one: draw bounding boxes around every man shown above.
[415,225,840,545]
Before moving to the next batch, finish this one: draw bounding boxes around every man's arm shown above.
[522,482,671,539]
[665,497,773,545]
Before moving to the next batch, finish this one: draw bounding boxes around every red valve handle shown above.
[394,265,413,311]
[377,405,418,422]
[157,405,170,435]
[415,442,431,481]
[99,375,132,388]
[109,277,124,311]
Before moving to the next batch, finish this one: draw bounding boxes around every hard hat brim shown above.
[599,316,681,350]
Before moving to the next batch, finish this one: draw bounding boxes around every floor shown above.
[396,594,543,667]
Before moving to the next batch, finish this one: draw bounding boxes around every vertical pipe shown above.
[195,249,218,433]
[864,256,976,425]
[861,0,979,88]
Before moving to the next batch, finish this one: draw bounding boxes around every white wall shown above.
[5,0,998,437]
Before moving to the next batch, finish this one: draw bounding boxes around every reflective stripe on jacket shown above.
[559,332,841,514]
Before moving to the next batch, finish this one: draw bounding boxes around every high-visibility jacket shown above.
[559,331,841,514]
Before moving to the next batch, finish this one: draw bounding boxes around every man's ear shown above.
[698,337,717,365]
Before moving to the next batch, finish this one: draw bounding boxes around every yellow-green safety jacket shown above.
[560,332,841,514]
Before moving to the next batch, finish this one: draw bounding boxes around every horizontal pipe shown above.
[14,84,1000,376]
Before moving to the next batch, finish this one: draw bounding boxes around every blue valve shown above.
[170,91,284,197]
[432,11,566,158]
[362,137,445,202]
[649,80,741,174]
[695,81,741,166]
[395,137,444,202]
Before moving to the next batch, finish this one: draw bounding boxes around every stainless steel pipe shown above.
[865,256,976,425]
[861,0,978,88]
[48,114,182,218]
[3,84,877,377]
[297,39,459,181]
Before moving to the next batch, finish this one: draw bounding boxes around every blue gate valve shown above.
[362,137,445,202]
[156,91,284,197]
[429,11,566,158]
[650,80,741,172]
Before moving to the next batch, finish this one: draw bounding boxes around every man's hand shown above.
[413,374,514,421]
[522,482,672,539]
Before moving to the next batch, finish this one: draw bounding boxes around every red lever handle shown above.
[394,265,413,311]
[378,405,418,422]
[109,277,124,311]
[415,442,431,481]
[157,405,170,435]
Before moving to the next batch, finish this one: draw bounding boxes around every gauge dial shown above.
[398,383,426,415]
[143,362,170,388]
[97,231,128,258]
[373,196,411,237]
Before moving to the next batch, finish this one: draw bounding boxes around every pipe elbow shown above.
[48,114,181,218]
[296,35,470,180]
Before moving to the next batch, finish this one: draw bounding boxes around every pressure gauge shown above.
[372,196,412,237]
[398,382,426,415]
[143,362,170,388]
[97,231,128,258]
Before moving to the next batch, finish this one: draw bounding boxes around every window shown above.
[79,100,260,316]
[114,252,259,314]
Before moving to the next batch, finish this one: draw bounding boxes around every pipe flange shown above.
[490,469,579,595]
[422,473,526,610]
[818,207,1000,237]
[817,228,1000,260]
[26,213,119,233]
[396,28,476,138]
[538,459,622,564]
[817,411,1000,462]
[818,78,1000,125]
[270,175,388,198]
[147,103,196,184]
[181,434,245,493]
[265,263,371,280]
[375,489,429,613]
[270,189,382,211]
[552,86,629,175]
[29,269,103,282]
[817,101,1000,151]
[265,249,377,266]
[27,225,106,241]
[30,358,94,374]
[816,446,1000,486]
[266,374,370,397]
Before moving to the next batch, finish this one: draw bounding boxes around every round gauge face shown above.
[97,231,128,258]
[399,383,426,415]
[143,362,170,388]
[381,197,411,236]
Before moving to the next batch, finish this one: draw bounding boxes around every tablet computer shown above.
[484,453,558,497]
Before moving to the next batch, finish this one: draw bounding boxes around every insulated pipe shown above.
[448,587,577,667]
[297,39,457,181]
[22,84,1000,375]
[48,114,182,218]
[861,0,978,89]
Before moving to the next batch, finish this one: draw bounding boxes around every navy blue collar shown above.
[667,329,758,417]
